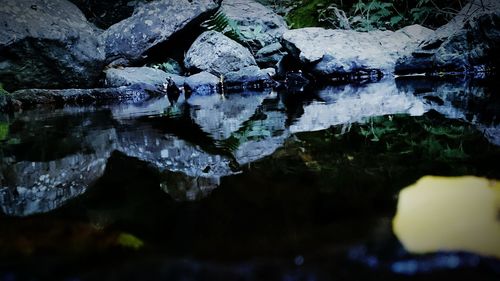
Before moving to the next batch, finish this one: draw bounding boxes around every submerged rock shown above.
[102,0,218,64]
[184,31,257,76]
[184,71,221,96]
[220,0,288,51]
[282,25,432,76]
[396,0,500,74]
[0,0,106,91]
[105,67,185,89]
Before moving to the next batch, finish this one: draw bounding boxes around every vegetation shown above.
[201,10,268,50]
[0,83,8,95]
[150,58,183,74]
[272,0,463,30]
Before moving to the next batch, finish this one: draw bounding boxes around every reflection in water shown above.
[393,176,500,259]
[290,80,425,133]
[0,78,498,217]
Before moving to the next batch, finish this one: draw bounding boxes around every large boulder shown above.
[220,0,288,50]
[105,67,185,89]
[184,31,257,76]
[396,0,500,74]
[102,0,218,64]
[282,25,433,76]
[0,0,106,91]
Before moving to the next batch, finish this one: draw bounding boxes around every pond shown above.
[0,77,499,280]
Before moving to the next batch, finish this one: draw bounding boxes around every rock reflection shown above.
[393,176,500,259]
[0,78,498,215]
[289,80,426,133]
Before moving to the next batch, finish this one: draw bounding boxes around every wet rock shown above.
[223,66,276,92]
[103,0,218,64]
[184,31,257,76]
[255,42,286,68]
[220,0,288,51]
[0,0,106,91]
[105,67,185,89]
[10,85,163,108]
[396,0,500,74]
[282,25,432,76]
[184,71,221,96]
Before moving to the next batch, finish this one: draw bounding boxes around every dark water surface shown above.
[0,78,499,280]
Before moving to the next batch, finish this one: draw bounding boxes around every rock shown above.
[396,0,500,74]
[184,31,257,76]
[69,0,148,29]
[105,67,185,89]
[10,85,163,108]
[0,0,106,91]
[220,0,288,50]
[255,42,286,68]
[0,93,12,112]
[103,0,218,64]
[282,25,433,76]
[184,72,221,96]
[223,66,276,92]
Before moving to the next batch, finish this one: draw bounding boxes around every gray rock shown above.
[184,71,221,96]
[282,25,432,76]
[184,31,257,76]
[220,0,288,50]
[10,85,163,108]
[105,67,185,88]
[102,0,218,64]
[396,0,500,74]
[0,93,12,112]
[223,66,276,91]
[255,42,286,68]
[0,0,106,91]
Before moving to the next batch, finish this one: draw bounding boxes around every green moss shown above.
[286,0,329,28]
[0,123,8,141]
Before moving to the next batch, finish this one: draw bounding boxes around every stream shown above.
[0,77,499,280]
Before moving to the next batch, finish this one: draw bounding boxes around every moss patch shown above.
[286,0,328,28]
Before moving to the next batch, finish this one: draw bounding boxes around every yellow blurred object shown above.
[116,233,144,250]
[393,176,500,258]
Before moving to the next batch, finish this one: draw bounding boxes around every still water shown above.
[0,78,499,280]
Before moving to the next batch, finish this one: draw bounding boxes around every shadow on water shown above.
[0,78,499,280]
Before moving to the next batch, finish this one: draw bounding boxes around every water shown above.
[0,78,499,280]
